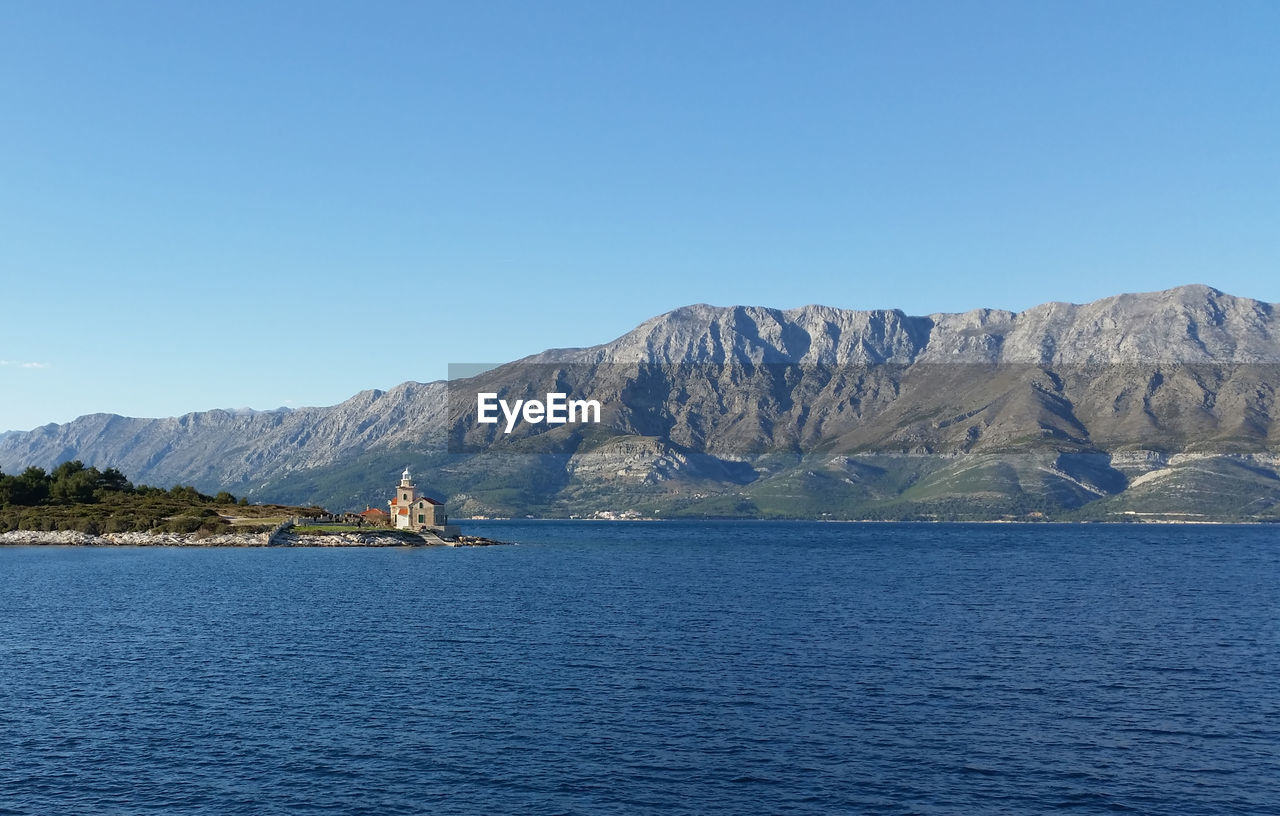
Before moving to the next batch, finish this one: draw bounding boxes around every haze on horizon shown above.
[2,2,1277,432]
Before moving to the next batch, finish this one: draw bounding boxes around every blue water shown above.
[1,522,1278,814]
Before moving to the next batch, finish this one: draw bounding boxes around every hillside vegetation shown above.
[0,461,322,535]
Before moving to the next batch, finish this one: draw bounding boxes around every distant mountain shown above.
[3,285,1279,521]
[0,391,446,497]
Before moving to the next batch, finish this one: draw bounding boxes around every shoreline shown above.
[0,530,513,548]
[2,517,1268,548]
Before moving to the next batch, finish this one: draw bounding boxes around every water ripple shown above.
[2,523,1279,814]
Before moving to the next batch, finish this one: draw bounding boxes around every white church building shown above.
[388,467,455,535]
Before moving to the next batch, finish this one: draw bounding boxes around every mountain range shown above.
[3,284,1279,521]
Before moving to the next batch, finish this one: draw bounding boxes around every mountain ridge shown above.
[4,285,1279,520]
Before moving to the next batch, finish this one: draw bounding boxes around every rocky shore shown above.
[0,529,512,548]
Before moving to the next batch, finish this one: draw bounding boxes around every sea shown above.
[1,521,1277,815]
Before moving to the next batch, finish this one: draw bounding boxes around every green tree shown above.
[51,469,99,504]
[98,467,132,493]
[50,460,86,483]
[11,467,50,506]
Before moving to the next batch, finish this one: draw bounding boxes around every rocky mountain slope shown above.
[3,285,1278,520]
[0,383,447,496]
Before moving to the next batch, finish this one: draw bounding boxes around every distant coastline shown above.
[3,518,1266,548]
[462,515,1265,526]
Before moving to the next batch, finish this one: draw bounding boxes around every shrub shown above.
[166,517,204,534]
[105,516,136,534]
[199,516,229,534]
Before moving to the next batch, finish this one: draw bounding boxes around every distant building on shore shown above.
[388,467,453,533]
[358,506,390,525]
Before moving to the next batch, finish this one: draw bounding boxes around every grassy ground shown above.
[225,516,290,527]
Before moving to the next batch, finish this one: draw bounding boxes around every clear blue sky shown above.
[2,1,1277,431]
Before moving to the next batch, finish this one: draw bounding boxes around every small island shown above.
[0,461,509,547]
